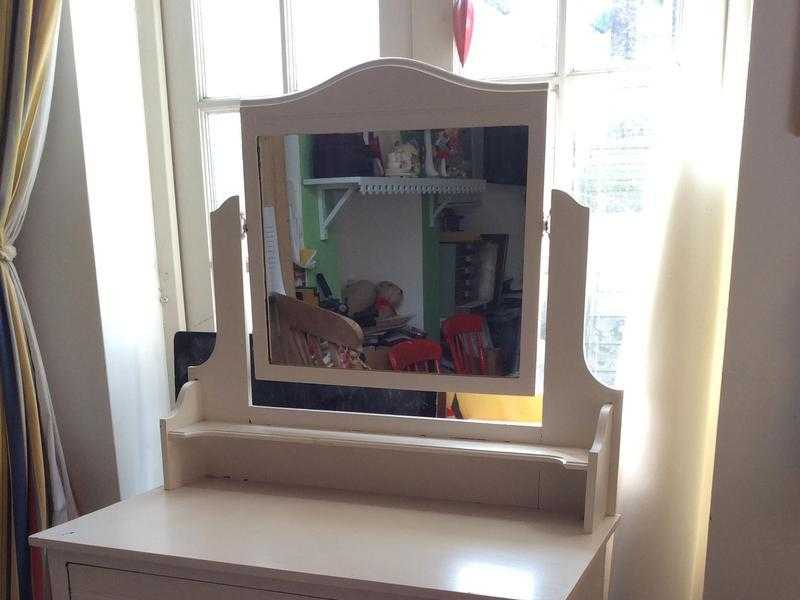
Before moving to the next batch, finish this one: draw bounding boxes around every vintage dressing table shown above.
[32,59,623,600]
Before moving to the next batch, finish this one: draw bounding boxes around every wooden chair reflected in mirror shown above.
[269,293,368,369]
[388,339,442,373]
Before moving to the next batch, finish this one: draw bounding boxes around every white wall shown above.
[16,0,171,511]
[336,193,425,329]
[16,3,120,514]
[705,1,800,598]
[69,0,170,500]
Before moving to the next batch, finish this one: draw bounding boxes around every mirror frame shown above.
[241,59,549,395]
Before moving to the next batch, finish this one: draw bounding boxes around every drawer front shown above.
[68,564,316,600]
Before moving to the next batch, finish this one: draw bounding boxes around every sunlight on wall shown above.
[69,0,170,498]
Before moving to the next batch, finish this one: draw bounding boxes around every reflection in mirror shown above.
[258,126,529,382]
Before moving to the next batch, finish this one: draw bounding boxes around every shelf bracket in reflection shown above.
[317,186,356,240]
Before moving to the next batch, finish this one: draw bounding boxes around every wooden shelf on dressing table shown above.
[168,420,591,469]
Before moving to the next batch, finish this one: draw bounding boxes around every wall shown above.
[16,0,171,512]
[336,193,425,330]
[68,0,170,499]
[16,3,120,514]
[704,1,800,598]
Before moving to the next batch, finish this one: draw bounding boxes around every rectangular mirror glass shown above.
[258,125,529,380]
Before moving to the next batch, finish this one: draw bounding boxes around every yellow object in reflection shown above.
[448,392,543,424]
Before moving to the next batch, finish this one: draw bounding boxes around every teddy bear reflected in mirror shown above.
[343,280,405,328]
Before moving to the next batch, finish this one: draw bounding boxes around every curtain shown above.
[611,1,753,599]
[0,1,77,600]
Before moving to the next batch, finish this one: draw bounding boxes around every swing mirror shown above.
[259,126,529,379]
[241,61,548,396]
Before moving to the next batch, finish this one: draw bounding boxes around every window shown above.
[455,0,681,387]
[197,0,380,212]
[162,0,380,330]
[162,0,682,388]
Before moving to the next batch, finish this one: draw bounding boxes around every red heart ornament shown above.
[453,0,474,67]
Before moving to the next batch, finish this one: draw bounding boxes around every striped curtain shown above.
[1,2,77,600]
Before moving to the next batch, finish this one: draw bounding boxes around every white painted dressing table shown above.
[32,60,622,600]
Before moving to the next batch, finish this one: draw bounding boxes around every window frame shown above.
[157,0,686,394]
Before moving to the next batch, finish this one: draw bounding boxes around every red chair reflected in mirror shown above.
[388,339,442,373]
[442,314,488,375]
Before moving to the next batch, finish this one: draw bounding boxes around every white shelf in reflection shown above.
[304,177,486,237]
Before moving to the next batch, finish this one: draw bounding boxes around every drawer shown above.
[68,564,318,600]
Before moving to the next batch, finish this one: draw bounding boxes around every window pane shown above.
[460,0,558,79]
[291,0,380,90]
[206,112,244,211]
[556,76,665,387]
[567,0,681,72]
[198,0,284,98]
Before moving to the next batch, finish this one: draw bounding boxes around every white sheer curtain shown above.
[611,1,753,598]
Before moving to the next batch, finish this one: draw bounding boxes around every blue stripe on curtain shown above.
[0,274,31,600]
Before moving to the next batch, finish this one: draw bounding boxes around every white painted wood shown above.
[160,0,215,331]
[44,549,70,600]
[160,380,204,490]
[242,58,548,397]
[31,479,619,600]
[135,0,186,399]
[168,421,590,469]
[202,440,540,508]
[567,535,613,600]
[188,196,250,424]
[159,397,621,524]
[42,550,417,600]
[583,404,614,533]
[68,564,294,600]
[541,191,624,513]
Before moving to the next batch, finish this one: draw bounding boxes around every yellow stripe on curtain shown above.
[6,273,47,529]
[5,1,61,220]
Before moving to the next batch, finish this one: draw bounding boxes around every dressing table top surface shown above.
[32,478,618,600]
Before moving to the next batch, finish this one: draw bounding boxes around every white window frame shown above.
[155,0,686,378]
[159,0,461,331]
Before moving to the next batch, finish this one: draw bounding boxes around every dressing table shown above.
[32,59,623,600]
